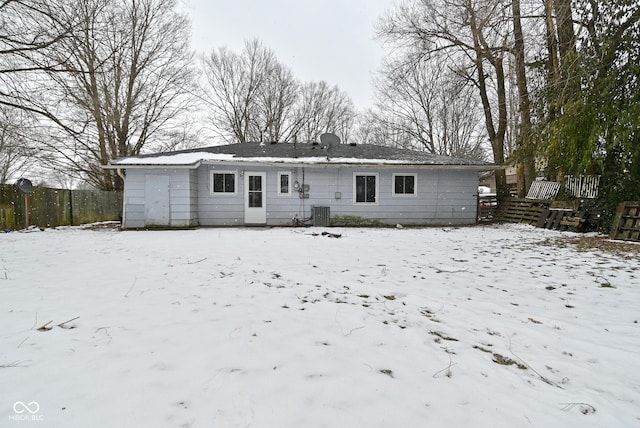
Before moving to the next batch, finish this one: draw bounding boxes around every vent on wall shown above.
[312,206,330,227]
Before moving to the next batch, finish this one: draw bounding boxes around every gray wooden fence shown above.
[565,175,601,199]
[0,184,122,230]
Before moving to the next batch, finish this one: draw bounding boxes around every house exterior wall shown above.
[188,169,199,225]
[123,168,198,228]
[195,164,478,226]
[122,164,479,228]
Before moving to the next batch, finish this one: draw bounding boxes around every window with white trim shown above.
[277,172,291,195]
[393,173,417,196]
[210,170,237,195]
[353,173,378,204]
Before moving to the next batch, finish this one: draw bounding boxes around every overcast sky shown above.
[181,0,394,111]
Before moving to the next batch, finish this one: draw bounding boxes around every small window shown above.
[211,171,237,195]
[393,174,417,196]
[278,172,291,195]
[354,173,378,204]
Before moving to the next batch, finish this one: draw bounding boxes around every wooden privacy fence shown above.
[0,184,122,230]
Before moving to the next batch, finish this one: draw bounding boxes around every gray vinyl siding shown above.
[195,164,478,226]
[122,168,197,228]
[123,164,479,228]
[197,166,244,226]
[294,166,477,225]
[188,169,199,225]
[122,169,145,228]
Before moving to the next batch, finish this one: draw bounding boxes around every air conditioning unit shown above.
[312,206,330,227]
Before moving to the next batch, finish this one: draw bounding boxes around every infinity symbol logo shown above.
[13,401,40,414]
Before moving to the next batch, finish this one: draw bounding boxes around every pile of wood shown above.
[610,202,640,242]
[494,198,587,232]
[493,198,550,226]
[537,209,586,232]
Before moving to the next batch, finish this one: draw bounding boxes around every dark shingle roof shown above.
[111,142,495,167]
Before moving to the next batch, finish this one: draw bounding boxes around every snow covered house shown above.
[106,141,496,229]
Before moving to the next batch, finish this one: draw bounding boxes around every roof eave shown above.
[206,158,499,169]
[106,158,499,170]
[103,161,202,169]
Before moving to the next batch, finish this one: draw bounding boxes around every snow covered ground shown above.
[1,224,639,427]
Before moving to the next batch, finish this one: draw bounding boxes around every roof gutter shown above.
[199,159,501,171]
[103,160,203,170]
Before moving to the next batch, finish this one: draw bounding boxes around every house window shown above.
[393,174,417,196]
[278,172,291,195]
[354,173,378,204]
[211,171,237,194]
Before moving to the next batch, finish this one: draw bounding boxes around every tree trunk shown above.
[468,0,509,203]
[544,0,560,122]
[512,0,534,196]
[554,0,578,99]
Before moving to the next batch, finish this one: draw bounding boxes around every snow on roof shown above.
[108,142,496,169]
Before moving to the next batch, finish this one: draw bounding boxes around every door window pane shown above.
[249,175,262,207]
[249,192,262,207]
[249,176,261,191]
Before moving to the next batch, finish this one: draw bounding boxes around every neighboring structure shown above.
[106,141,496,228]
[479,165,518,196]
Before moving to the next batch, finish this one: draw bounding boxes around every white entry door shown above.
[145,175,170,226]
[244,172,267,224]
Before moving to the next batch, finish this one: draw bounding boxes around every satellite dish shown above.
[320,133,341,146]
[16,178,34,193]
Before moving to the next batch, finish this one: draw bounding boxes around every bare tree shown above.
[377,0,512,199]
[0,0,74,117]
[372,59,438,152]
[355,109,411,149]
[511,0,535,195]
[202,39,297,143]
[370,53,486,160]
[202,45,251,143]
[203,40,356,144]
[296,80,356,143]
[2,0,195,190]
[252,60,300,142]
[0,106,36,183]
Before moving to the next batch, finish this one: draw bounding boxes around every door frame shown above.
[244,171,267,224]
